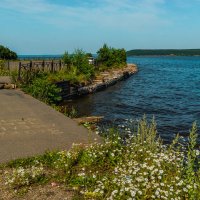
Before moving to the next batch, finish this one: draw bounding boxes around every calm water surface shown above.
[69,56,200,142]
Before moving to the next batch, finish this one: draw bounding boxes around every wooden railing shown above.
[3,58,99,85]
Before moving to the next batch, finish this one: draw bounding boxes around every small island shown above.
[127,49,200,56]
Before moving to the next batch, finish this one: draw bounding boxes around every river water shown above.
[68,56,200,142]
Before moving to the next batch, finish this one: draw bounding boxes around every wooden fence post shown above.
[18,62,21,80]
[26,60,33,83]
[30,60,33,71]
[59,60,62,70]
[42,60,45,71]
[7,60,10,70]
[51,60,54,72]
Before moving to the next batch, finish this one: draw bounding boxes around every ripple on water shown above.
[66,56,200,143]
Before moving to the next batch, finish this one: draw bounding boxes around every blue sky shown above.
[0,0,200,54]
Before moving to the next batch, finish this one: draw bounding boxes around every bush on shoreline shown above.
[22,75,62,104]
[1,118,200,199]
[97,44,127,69]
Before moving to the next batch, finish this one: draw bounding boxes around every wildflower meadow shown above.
[1,117,200,199]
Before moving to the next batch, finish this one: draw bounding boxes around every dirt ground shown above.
[0,184,74,200]
[0,171,74,200]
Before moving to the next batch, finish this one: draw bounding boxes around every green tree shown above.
[71,49,94,77]
[86,53,93,58]
[113,48,127,65]
[61,49,95,83]
[97,44,111,66]
[62,51,72,67]
[97,44,127,68]
[0,45,17,60]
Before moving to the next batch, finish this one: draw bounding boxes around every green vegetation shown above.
[0,45,17,60]
[0,60,10,76]
[1,118,200,199]
[20,49,94,105]
[52,105,78,118]
[22,75,62,104]
[61,45,127,84]
[62,49,95,83]
[0,45,18,84]
[97,44,126,70]
[0,44,128,116]
[126,49,200,56]
[20,45,127,105]
[0,60,18,84]
[41,49,95,86]
[86,52,93,58]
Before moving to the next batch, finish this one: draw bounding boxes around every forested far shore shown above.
[126,49,200,56]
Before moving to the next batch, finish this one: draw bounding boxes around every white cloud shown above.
[0,0,170,31]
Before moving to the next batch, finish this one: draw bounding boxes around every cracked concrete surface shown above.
[0,89,99,163]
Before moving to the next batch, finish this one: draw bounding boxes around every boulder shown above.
[4,84,12,89]
[0,76,12,84]
[11,84,16,89]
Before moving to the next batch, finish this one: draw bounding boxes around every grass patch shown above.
[1,117,200,199]
[0,60,10,76]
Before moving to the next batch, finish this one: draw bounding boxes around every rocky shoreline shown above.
[77,64,138,96]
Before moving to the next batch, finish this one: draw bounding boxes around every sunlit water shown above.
[67,56,200,142]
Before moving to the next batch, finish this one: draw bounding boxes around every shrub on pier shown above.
[97,44,127,68]
[62,49,94,84]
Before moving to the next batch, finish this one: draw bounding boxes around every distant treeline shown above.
[126,49,200,56]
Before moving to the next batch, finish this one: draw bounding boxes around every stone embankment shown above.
[78,64,138,96]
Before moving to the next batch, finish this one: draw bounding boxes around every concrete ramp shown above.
[0,90,99,163]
